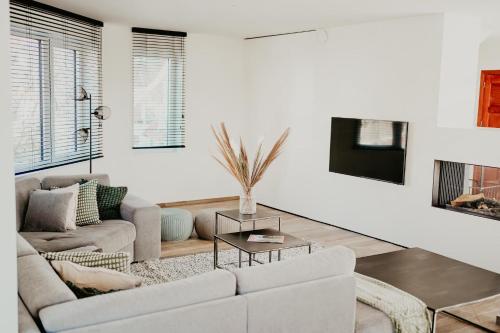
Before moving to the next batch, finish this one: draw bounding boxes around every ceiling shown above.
[38,0,500,38]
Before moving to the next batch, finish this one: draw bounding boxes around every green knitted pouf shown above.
[160,208,193,241]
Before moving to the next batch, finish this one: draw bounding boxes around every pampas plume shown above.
[211,123,289,194]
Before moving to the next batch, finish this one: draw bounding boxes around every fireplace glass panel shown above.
[433,160,500,220]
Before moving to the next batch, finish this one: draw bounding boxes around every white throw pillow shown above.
[51,260,141,292]
[51,183,79,230]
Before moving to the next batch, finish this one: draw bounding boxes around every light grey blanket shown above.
[355,273,432,333]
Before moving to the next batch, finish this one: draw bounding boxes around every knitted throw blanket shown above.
[355,273,432,333]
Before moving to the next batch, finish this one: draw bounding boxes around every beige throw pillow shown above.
[23,190,74,232]
[51,183,79,230]
[51,260,141,292]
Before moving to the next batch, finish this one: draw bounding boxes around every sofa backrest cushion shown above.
[232,246,355,295]
[53,297,248,333]
[39,269,236,332]
[245,275,356,333]
[17,234,38,258]
[18,254,76,319]
[15,177,41,231]
[41,173,110,189]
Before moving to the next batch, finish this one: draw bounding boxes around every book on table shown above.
[247,234,285,244]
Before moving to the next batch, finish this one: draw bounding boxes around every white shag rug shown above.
[131,242,322,286]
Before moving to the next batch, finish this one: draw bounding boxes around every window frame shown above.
[10,0,103,175]
[132,27,187,150]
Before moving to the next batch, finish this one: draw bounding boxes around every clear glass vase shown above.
[239,189,256,215]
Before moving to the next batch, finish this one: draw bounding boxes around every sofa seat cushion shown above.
[20,220,136,254]
[356,301,394,333]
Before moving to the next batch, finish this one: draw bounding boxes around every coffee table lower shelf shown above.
[214,228,311,269]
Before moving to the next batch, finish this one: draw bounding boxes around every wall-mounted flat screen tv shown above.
[329,117,408,185]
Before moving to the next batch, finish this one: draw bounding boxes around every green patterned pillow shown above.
[65,281,118,298]
[97,184,128,220]
[76,179,100,226]
[42,251,131,273]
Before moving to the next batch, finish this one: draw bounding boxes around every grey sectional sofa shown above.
[15,173,394,333]
[17,234,393,333]
[15,174,161,262]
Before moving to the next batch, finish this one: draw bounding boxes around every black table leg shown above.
[239,223,242,268]
[214,237,218,269]
[214,212,219,269]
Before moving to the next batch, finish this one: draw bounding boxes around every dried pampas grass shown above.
[211,123,290,194]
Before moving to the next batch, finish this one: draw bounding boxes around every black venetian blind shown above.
[132,28,186,149]
[10,0,103,174]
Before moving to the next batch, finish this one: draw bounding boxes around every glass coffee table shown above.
[214,228,311,269]
[215,208,282,268]
[215,208,282,233]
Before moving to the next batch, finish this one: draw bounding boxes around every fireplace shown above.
[432,160,500,221]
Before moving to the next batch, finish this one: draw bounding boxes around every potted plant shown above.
[212,123,290,214]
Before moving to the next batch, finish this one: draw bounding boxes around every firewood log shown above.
[450,193,485,207]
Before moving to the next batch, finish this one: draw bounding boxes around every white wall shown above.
[437,14,481,128]
[471,34,500,121]
[32,24,248,204]
[0,0,18,329]
[246,15,500,273]
[15,14,500,274]
[479,35,500,70]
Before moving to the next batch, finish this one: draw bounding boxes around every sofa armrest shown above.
[120,194,161,261]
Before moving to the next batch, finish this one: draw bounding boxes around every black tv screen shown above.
[329,117,408,184]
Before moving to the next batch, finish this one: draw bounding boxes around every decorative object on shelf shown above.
[247,234,285,244]
[76,87,112,174]
[239,190,256,215]
[211,122,290,214]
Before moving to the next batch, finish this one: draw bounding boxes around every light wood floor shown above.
[161,200,500,333]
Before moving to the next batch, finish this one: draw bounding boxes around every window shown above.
[477,70,500,128]
[132,28,186,149]
[10,0,103,174]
